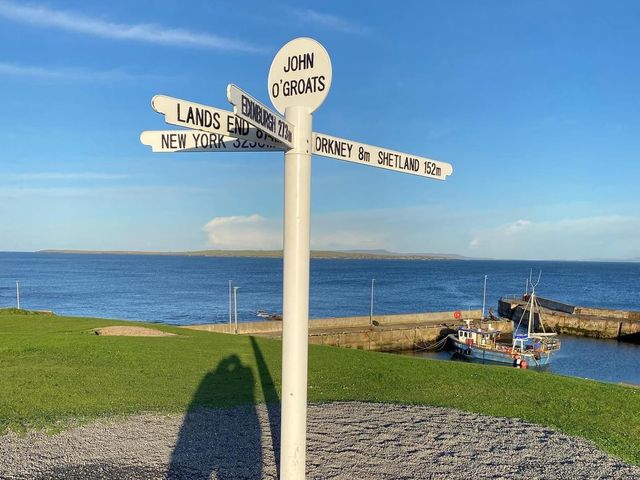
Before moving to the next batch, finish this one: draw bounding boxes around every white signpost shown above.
[312,132,452,180]
[141,36,453,480]
[227,84,295,148]
[140,130,282,153]
[150,95,283,147]
[268,37,333,115]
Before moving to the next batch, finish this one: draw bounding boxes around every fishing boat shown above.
[448,276,561,368]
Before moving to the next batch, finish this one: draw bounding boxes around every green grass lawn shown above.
[1,309,639,464]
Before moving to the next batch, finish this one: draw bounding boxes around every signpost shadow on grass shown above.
[167,354,263,479]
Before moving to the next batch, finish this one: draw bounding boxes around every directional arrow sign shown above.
[140,130,284,153]
[312,132,453,180]
[227,84,294,148]
[151,95,283,147]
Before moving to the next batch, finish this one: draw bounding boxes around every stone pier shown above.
[184,310,513,352]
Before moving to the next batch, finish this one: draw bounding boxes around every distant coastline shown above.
[15,250,639,262]
[36,249,466,261]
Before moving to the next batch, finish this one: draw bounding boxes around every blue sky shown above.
[0,0,638,260]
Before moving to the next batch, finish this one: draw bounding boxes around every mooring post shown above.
[280,104,312,479]
[233,286,239,334]
[370,278,375,326]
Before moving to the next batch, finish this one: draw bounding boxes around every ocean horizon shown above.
[1,251,639,325]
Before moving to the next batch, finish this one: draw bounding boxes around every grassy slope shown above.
[0,310,638,463]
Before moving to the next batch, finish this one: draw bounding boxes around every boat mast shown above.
[528,271,541,337]
[528,287,534,337]
[482,274,487,320]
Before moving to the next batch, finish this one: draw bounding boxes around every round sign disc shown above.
[268,37,332,115]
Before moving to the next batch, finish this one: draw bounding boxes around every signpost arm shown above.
[280,105,312,479]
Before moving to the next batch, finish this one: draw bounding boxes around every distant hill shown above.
[37,249,468,260]
[338,249,470,260]
[582,257,640,263]
[338,249,395,255]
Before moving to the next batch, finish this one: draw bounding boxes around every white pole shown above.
[16,281,20,310]
[228,280,232,332]
[280,105,312,480]
[233,286,239,334]
[370,278,375,326]
[482,274,487,320]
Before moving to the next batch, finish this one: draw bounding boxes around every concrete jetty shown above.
[184,310,513,352]
[499,296,640,342]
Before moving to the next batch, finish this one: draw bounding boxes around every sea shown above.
[1,252,639,385]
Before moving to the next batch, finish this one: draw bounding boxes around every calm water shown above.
[1,252,639,384]
[410,336,640,386]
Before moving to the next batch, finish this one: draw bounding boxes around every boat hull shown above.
[448,335,552,367]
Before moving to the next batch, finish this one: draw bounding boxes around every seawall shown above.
[499,297,640,342]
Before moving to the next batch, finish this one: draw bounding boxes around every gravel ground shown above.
[1,402,638,479]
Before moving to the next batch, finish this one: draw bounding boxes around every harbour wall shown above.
[499,297,640,342]
[185,310,512,352]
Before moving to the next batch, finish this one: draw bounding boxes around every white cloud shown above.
[0,62,159,82]
[0,185,213,199]
[311,212,391,250]
[292,8,371,35]
[0,1,265,52]
[468,216,640,260]
[203,212,396,250]
[9,172,129,180]
[203,215,282,250]
[503,219,531,235]
[0,62,142,81]
[203,210,640,260]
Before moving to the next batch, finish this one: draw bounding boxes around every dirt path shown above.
[93,326,176,336]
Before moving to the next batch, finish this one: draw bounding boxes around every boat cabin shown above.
[456,324,501,347]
